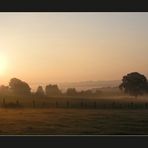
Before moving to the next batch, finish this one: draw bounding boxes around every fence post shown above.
[56,101,58,108]
[3,98,5,108]
[145,103,148,109]
[80,101,84,108]
[42,102,45,108]
[94,101,97,109]
[66,101,69,108]
[16,100,19,106]
[112,102,115,109]
[103,104,106,109]
[127,103,129,109]
[85,102,87,108]
[131,102,134,109]
[119,103,122,109]
[33,100,36,108]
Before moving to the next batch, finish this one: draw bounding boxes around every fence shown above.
[1,98,148,109]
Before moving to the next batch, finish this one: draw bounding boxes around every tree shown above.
[94,89,102,96]
[66,88,78,96]
[119,72,148,98]
[0,85,9,95]
[79,89,93,96]
[35,86,45,97]
[9,78,31,95]
[45,84,61,96]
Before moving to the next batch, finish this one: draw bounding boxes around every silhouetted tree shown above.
[66,88,78,96]
[0,85,9,95]
[35,86,45,97]
[119,72,148,98]
[45,84,61,96]
[79,89,93,96]
[9,78,31,96]
[66,88,101,97]
[80,89,102,97]
[94,89,102,96]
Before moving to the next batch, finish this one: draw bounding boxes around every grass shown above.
[0,96,148,135]
[0,108,148,135]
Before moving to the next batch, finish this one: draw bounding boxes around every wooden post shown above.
[94,101,97,109]
[84,102,87,108]
[145,103,148,109]
[42,102,45,108]
[131,102,134,109]
[16,100,19,106]
[127,103,130,109]
[56,101,58,108]
[80,101,83,108]
[103,104,106,109]
[66,101,69,108]
[33,100,36,108]
[3,98,5,108]
[112,102,115,109]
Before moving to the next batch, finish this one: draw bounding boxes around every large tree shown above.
[9,78,31,95]
[35,86,45,97]
[0,85,9,95]
[45,84,61,96]
[119,72,148,98]
[66,88,78,96]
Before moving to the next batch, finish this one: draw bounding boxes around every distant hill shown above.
[30,80,121,92]
[58,80,121,92]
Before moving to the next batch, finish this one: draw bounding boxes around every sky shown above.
[0,12,148,87]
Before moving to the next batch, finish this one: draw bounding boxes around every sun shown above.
[0,55,7,75]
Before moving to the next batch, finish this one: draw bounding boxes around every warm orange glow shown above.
[0,13,148,86]
[0,54,7,75]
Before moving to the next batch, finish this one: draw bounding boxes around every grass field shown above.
[0,96,148,135]
[0,108,148,135]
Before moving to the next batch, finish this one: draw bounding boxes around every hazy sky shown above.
[0,12,148,86]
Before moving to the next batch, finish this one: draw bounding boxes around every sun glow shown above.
[0,54,8,75]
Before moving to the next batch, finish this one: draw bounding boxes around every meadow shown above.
[1,108,148,135]
[0,96,148,135]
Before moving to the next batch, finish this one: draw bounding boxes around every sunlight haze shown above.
[0,12,148,88]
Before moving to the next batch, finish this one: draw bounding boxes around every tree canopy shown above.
[35,86,45,97]
[9,78,31,95]
[45,84,61,96]
[119,72,148,98]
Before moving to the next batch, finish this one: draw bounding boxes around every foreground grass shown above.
[0,108,148,135]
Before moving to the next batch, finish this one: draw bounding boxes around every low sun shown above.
[0,55,7,75]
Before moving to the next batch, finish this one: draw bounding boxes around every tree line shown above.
[0,72,148,99]
[0,78,102,98]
